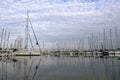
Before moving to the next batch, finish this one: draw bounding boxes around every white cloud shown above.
[0,0,120,42]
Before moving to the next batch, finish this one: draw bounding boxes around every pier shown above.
[0,50,11,53]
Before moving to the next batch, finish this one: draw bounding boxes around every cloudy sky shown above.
[0,0,120,42]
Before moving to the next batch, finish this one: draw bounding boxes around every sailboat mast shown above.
[0,28,4,48]
[103,28,106,51]
[6,32,10,49]
[110,29,113,50]
[115,27,118,50]
[25,11,29,51]
[3,30,6,49]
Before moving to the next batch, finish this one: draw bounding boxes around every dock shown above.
[15,52,41,56]
[0,50,11,53]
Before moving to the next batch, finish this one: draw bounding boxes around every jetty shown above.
[0,50,11,53]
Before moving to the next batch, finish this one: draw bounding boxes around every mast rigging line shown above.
[28,32,35,51]
[27,11,42,53]
[26,11,43,80]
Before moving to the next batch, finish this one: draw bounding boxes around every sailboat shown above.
[15,11,42,56]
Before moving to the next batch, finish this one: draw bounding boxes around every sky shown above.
[0,0,120,43]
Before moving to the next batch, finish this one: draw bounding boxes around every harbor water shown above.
[0,56,120,80]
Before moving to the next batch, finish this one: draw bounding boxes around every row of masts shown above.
[0,26,119,53]
[0,28,24,50]
[41,27,120,52]
[0,26,120,51]
[0,28,10,50]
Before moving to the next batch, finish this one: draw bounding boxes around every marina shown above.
[0,11,120,80]
[0,0,120,80]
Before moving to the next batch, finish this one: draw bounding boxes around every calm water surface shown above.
[0,56,120,80]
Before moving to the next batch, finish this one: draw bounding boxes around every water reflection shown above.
[0,56,120,80]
